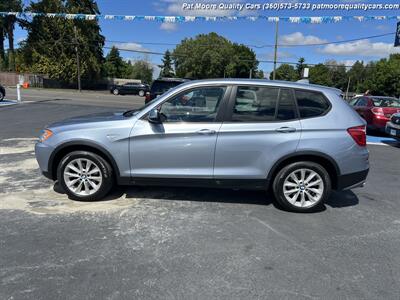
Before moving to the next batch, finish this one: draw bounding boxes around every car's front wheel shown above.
[138,90,145,97]
[0,90,4,101]
[272,161,331,212]
[112,88,119,95]
[57,151,114,201]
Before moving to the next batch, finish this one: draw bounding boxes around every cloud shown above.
[113,43,149,53]
[160,22,178,32]
[279,32,327,45]
[319,40,400,57]
[337,60,357,66]
[260,51,297,61]
[376,25,389,31]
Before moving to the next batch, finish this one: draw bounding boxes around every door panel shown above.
[129,85,229,178]
[130,120,221,178]
[214,86,301,179]
[214,120,301,179]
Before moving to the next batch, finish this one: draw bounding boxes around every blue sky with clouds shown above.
[11,0,400,76]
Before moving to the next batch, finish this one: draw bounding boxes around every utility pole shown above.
[273,20,279,80]
[346,76,351,100]
[249,68,253,79]
[73,25,82,92]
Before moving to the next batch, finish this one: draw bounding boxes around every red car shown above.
[349,96,400,131]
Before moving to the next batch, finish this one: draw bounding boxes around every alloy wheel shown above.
[283,168,324,208]
[63,158,103,196]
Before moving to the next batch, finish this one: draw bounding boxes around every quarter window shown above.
[232,86,279,122]
[159,86,226,122]
[295,90,330,118]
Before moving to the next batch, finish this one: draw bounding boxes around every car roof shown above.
[154,78,189,83]
[177,78,342,94]
[369,96,398,99]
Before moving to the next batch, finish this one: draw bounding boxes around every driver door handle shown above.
[196,129,216,135]
[275,127,296,133]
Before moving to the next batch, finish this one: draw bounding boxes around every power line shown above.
[104,46,376,69]
[105,31,396,49]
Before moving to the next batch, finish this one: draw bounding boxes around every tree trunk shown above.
[6,16,15,72]
[0,24,5,70]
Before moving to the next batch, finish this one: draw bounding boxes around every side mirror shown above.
[148,108,162,124]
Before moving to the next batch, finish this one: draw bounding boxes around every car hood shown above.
[48,111,128,128]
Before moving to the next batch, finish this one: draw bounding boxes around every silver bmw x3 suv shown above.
[35,79,369,212]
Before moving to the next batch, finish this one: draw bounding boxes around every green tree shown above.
[131,60,153,84]
[325,60,348,90]
[172,32,259,79]
[347,61,367,93]
[0,0,23,71]
[103,46,126,78]
[158,50,175,78]
[270,64,298,81]
[362,54,400,97]
[309,64,333,86]
[20,0,105,87]
[225,43,258,78]
[296,57,306,79]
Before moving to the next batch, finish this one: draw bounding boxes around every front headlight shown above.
[38,129,53,143]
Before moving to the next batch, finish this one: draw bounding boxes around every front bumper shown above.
[385,122,400,140]
[336,169,369,190]
[35,142,55,179]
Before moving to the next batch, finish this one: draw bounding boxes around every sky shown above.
[10,0,400,77]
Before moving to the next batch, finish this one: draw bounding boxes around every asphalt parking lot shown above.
[1,89,400,299]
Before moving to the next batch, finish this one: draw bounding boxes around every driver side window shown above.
[159,86,227,122]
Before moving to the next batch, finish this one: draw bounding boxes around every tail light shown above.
[347,125,366,147]
[371,107,384,116]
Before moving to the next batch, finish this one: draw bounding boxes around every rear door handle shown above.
[275,127,296,133]
[196,129,216,135]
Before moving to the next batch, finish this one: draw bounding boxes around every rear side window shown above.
[295,90,330,118]
[232,86,279,122]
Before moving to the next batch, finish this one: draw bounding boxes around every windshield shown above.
[123,84,184,117]
[372,97,400,108]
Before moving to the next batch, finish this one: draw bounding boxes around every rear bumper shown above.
[385,122,400,140]
[336,169,369,190]
[371,116,390,129]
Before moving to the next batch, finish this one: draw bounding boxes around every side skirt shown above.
[117,177,268,190]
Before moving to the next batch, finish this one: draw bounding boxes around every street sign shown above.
[395,22,400,47]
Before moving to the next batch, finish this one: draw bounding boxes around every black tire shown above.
[112,88,119,95]
[57,151,114,201]
[0,90,4,101]
[272,161,331,213]
[138,90,145,97]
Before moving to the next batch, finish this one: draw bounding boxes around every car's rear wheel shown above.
[0,90,4,101]
[138,90,145,97]
[113,88,119,95]
[272,161,331,212]
[57,151,114,201]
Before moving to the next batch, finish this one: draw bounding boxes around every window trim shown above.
[294,88,332,120]
[140,85,232,123]
[224,85,300,123]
